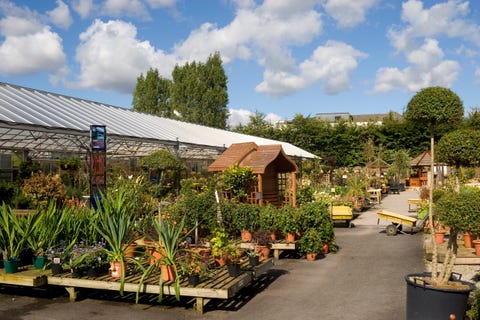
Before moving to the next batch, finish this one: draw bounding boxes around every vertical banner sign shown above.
[90,125,106,209]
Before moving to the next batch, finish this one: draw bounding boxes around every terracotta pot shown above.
[435,230,445,244]
[270,232,277,242]
[255,245,270,261]
[463,232,473,248]
[473,240,480,256]
[322,243,329,254]
[241,229,253,242]
[306,253,316,261]
[160,264,176,282]
[285,232,296,243]
[110,261,125,278]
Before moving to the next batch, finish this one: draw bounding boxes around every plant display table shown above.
[0,265,49,287]
[47,258,274,314]
[270,240,297,260]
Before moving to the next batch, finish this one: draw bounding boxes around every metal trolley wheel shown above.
[386,224,398,236]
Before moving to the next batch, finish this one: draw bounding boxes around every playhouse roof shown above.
[410,150,431,167]
[208,142,298,174]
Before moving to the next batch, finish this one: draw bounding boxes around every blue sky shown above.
[0,0,479,127]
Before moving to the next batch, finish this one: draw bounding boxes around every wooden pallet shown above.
[47,258,273,314]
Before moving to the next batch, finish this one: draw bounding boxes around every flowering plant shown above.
[70,241,108,269]
[178,252,208,277]
[46,244,70,267]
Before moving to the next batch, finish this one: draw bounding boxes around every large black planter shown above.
[405,273,474,319]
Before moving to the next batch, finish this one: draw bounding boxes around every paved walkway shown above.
[0,189,425,320]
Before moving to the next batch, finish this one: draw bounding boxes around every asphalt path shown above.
[0,189,425,320]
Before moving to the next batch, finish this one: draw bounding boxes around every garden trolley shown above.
[376,210,426,235]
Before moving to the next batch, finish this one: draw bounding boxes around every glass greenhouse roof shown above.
[0,82,316,160]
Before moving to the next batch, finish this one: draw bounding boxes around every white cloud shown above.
[322,0,378,28]
[73,19,175,93]
[228,108,254,127]
[145,0,177,9]
[257,40,367,96]
[374,38,459,93]
[71,0,94,19]
[0,24,65,76]
[47,0,73,29]
[476,68,480,85]
[173,1,369,98]
[389,0,480,52]
[374,0,475,93]
[101,0,151,20]
[227,108,281,128]
[0,16,43,36]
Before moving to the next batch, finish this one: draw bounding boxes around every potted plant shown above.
[93,186,136,295]
[232,203,260,242]
[25,202,66,270]
[209,227,231,266]
[0,204,33,273]
[404,87,474,319]
[298,228,322,261]
[279,205,300,242]
[246,249,259,266]
[253,229,271,261]
[69,240,109,277]
[222,242,243,277]
[46,243,70,275]
[135,214,186,303]
[178,251,208,287]
[259,204,279,241]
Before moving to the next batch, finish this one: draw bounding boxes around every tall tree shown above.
[132,68,172,117]
[170,52,229,129]
[404,86,464,285]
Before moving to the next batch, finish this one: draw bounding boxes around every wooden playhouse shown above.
[208,142,298,207]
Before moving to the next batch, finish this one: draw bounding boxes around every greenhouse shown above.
[0,82,315,180]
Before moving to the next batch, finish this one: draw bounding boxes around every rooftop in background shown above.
[314,111,404,125]
[0,82,315,160]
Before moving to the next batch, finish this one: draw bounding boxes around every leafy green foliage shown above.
[220,164,257,201]
[132,68,172,117]
[435,187,480,234]
[436,129,480,168]
[231,202,260,231]
[298,228,323,255]
[389,149,411,181]
[405,86,464,130]
[170,52,228,129]
[140,150,184,198]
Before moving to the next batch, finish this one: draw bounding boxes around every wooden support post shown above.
[195,297,210,314]
[273,249,281,260]
[65,286,77,302]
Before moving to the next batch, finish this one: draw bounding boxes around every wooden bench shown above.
[270,240,297,260]
[47,258,274,314]
[331,205,353,228]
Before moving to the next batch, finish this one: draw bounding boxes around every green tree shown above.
[132,68,172,117]
[170,52,229,129]
[464,107,480,130]
[389,149,411,182]
[404,86,464,286]
[436,128,480,184]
